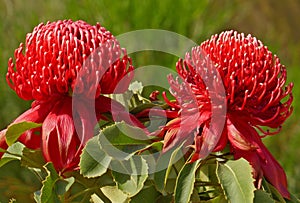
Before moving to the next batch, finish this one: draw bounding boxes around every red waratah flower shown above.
[0,20,137,173]
[161,30,293,199]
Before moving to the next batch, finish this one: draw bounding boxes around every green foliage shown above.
[0,160,41,203]
[21,148,45,169]
[0,92,297,203]
[5,121,41,146]
[216,159,256,203]
[0,125,296,202]
[100,186,129,203]
[262,179,289,203]
[99,122,150,157]
[154,142,185,193]
[130,185,161,203]
[111,157,148,197]
[80,122,150,198]
[0,142,24,167]
[80,136,112,178]
[39,163,75,203]
[174,160,200,203]
[288,193,300,203]
[254,190,276,203]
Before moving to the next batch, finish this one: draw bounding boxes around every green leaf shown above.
[111,156,148,197]
[0,160,41,202]
[5,121,41,146]
[100,186,129,203]
[0,142,25,167]
[55,177,75,196]
[99,122,150,159]
[262,179,286,203]
[156,194,174,203]
[216,158,256,203]
[40,163,60,203]
[174,160,200,203]
[154,142,185,192]
[2,142,24,158]
[196,158,219,182]
[21,148,45,169]
[287,193,300,203]
[147,141,163,151]
[90,194,104,203]
[34,190,41,203]
[190,188,201,202]
[196,158,223,200]
[40,163,75,202]
[130,185,161,203]
[213,195,228,203]
[0,157,16,168]
[201,194,227,203]
[80,136,112,178]
[254,190,275,203]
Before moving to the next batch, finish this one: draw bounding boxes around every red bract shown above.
[162,30,293,199]
[1,20,135,173]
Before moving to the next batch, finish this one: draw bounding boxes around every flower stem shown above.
[67,186,100,202]
[194,180,221,187]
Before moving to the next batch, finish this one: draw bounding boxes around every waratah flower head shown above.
[1,20,137,173]
[166,30,294,152]
[199,30,293,130]
[163,30,293,198]
[6,19,133,101]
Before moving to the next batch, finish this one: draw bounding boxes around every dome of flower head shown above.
[199,30,293,131]
[6,20,133,101]
[175,30,293,135]
[162,30,293,199]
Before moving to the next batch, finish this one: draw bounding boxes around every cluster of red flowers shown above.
[161,30,293,198]
[0,20,135,173]
[0,20,293,199]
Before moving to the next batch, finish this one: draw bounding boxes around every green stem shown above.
[194,180,221,187]
[131,94,140,107]
[67,186,100,202]
[172,163,180,175]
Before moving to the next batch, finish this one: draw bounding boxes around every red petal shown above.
[190,120,227,162]
[161,118,192,152]
[73,98,96,146]
[227,115,290,199]
[213,126,228,152]
[16,100,56,149]
[256,140,290,199]
[135,108,178,120]
[190,132,203,162]
[161,106,216,159]
[196,116,226,159]
[227,116,257,151]
[42,97,80,172]
[1,99,57,149]
[0,130,8,158]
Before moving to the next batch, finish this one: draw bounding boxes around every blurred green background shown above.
[0,0,299,201]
